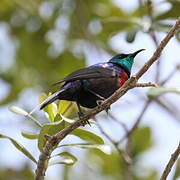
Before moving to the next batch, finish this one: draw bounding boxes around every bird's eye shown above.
[119,54,127,58]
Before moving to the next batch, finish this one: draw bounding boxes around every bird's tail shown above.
[28,89,65,116]
[40,90,63,110]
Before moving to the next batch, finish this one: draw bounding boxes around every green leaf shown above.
[155,1,180,20]
[131,126,153,157]
[126,29,137,43]
[39,93,57,122]
[60,143,112,154]
[60,114,95,124]
[38,120,65,151]
[49,152,77,166]
[21,132,39,139]
[58,100,72,115]
[173,159,180,180]
[58,100,78,118]
[54,113,62,122]
[147,87,180,99]
[9,106,42,127]
[60,114,76,123]
[9,106,28,116]
[0,134,37,164]
[71,129,104,145]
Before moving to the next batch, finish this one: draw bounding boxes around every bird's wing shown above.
[52,65,118,85]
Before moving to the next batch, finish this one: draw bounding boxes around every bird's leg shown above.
[76,102,90,126]
[105,106,111,115]
[76,102,84,118]
[96,100,111,115]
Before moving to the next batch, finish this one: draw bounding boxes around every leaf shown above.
[38,118,101,151]
[27,114,42,127]
[71,128,104,145]
[38,120,65,151]
[49,152,77,166]
[39,93,57,122]
[60,114,76,123]
[147,87,180,99]
[60,143,112,155]
[0,134,37,164]
[60,114,95,124]
[21,132,39,139]
[58,100,78,118]
[155,1,180,20]
[131,126,153,157]
[9,106,28,116]
[9,106,42,127]
[54,113,62,122]
[58,100,72,115]
[173,159,180,180]
[126,29,137,43]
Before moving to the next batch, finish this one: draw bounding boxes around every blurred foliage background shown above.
[0,0,179,180]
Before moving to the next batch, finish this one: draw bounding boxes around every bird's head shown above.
[109,49,145,74]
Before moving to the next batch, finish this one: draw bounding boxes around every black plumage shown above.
[40,49,145,116]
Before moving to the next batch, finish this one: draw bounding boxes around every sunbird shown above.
[40,49,145,117]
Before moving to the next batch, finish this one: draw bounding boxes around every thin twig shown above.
[136,19,180,79]
[108,112,128,133]
[119,100,150,143]
[96,120,133,180]
[155,98,180,121]
[35,18,180,180]
[160,142,180,180]
[147,0,162,83]
[96,120,132,165]
[135,82,158,87]
[160,64,180,85]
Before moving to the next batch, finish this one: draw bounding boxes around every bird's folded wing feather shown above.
[52,66,118,85]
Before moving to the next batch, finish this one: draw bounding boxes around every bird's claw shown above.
[78,112,91,126]
[96,100,111,114]
[105,106,111,114]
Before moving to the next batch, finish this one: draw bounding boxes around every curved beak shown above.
[130,49,145,57]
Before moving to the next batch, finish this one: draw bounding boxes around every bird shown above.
[40,49,145,121]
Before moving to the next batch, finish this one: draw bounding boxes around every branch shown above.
[160,143,180,180]
[96,120,132,165]
[35,18,180,180]
[96,120,133,180]
[119,100,150,143]
[147,0,162,83]
[160,63,180,85]
[108,112,128,133]
[135,82,157,87]
[135,18,180,79]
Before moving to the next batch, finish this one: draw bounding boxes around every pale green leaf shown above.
[9,106,28,116]
[49,152,77,166]
[60,114,76,123]
[71,129,104,144]
[39,93,57,122]
[60,143,112,154]
[9,106,42,127]
[0,134,37,163]
[126,29,137,43]
[147,87,180,99]
[38,120,65,151]
[21,132,39,139]
[60,114,96,124]
[58,100,72,115]
[173,159,180,180]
